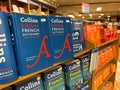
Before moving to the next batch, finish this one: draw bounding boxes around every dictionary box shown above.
[46,16,73,64]
[8,13,53,75]
[0,12,18,84]
[78,53,92,81]
[12,74,44,90]
[62,59,83,90]
[42,66,65,90]
[71,20,86,53]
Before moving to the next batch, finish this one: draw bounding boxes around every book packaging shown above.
[42,66,65,90]
[0,12,18,84]
[8,13,53,75]
[71,20,86,53]
[78,53,92,81]
[62,59,83,90]
[47,16,73,63]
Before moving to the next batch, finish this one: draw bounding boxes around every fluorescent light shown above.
[89,14,93,16]
[68,14,75,18]
[100,14,104,16]
[96,7,102,11]
[82,16,85,19]
[78,14,82,16]
[107,15,110,17]
[98,16,101,18]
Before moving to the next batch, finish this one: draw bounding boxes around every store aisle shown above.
[114,48,120,90]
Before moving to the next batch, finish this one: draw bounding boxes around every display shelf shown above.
[74,48,92,58]
[93,57,115,74]
[91,38,119,90]
[98,72,115,90]
[95,38,118,48]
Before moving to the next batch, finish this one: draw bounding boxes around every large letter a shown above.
[54,33,72,59]
[26,36,51,69]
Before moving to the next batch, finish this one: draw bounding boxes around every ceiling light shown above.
[107,15,110,17]
[82,16,85,19]
[89,14,92,16]
[96,7,102,11]
[98,16,101,18]
[68,14,75,18]
[78,14,82,17]
[100,14,104,16]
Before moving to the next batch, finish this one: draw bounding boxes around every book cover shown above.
[8,13,53,75]
[47,16,73,64]
[13,74,44,90]
[63,59,83,90]
[42,66,65,90]
[71,20,86,53]
[79,53,91,81]
[0,12,18,84]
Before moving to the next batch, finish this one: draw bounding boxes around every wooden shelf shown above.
[93,57,115,74]
[95,38,118,48]
[74,48,92,58]
[98,72,115,90]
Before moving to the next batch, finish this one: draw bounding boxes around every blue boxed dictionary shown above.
[0,12,18,84]
[47,16,73,64]
[63,59,83,90]
[71,20,86,53]
[42,66,65,90]
[79,53,91,81]
[8,13,53,75]
[13,74,44,90]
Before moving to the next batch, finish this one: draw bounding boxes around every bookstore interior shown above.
[0,0,120,90]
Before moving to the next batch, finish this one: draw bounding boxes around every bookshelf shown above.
[0,39,93,90]
[2,0,56,15]
[0,37,118,90]
[91,38,119,90]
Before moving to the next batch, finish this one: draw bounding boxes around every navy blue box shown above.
[42,66,65,90]
[62,59,83,90]
[78,53,92,81]
[0,12,18,84]
[8,13,53,75]
[71,20,86,53]
[47,16,73,64]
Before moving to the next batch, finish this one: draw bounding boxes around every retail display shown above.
[0,0,119,90]
[0,12,18,84]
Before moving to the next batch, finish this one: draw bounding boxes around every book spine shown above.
[8,14,24,75]
[0,12,18,84]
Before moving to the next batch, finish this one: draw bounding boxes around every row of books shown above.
[93,64,115,90]
[0,12,86,84]
[2,56,91,90]
[84,24,118,45]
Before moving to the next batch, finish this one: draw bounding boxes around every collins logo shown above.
[47,67,62,79]
[20,17,38,23]
[51,19,63,23]
[19,80,40,90]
